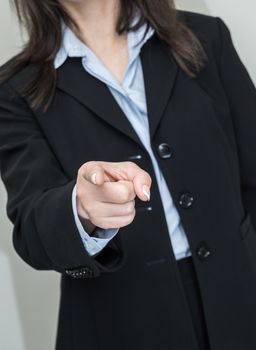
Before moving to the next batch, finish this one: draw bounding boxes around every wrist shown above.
[76,196,96,235]
[78,215,97,235]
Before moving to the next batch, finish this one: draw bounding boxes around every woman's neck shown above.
[62,0,122,49]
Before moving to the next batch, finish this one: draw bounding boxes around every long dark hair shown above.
[0,0,207,112]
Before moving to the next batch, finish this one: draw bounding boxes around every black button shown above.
[179,192,194,208]
[65,266,94,278]
[157,143,173,159]
[196,242,211,260]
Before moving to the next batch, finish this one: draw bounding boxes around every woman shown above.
[0,0,256,349]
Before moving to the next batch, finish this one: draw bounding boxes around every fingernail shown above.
[142,185,150,201]
[91,173,97,185]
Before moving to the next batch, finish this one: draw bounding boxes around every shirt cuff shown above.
[71,184,119,256]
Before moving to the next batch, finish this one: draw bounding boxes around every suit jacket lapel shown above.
[56,55,145,150]
[140,34,178,140]
[56,33,178,148]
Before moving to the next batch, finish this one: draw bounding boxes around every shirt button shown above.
[196,242,211,260]
[179,192,194,208]
[157,143,173,159]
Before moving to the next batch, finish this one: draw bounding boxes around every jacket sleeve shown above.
[216,17,256,224]
[0,80,125,277]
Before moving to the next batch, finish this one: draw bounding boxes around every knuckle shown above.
[85,160,97,168]
[76,185,82,198]
[129,187,136,201]
[83,201,94,216]
[88,213,98,226]
[97,221,109,230]
[118,185,130,202]
[126,210,136,225]
[124,161,137,168]
[76,185,85,200]
[77,166,84,178]
[125,201,135,215]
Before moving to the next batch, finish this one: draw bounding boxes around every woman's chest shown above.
[34,68,238,178]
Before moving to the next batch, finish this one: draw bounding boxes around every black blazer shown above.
[1,10,256,350]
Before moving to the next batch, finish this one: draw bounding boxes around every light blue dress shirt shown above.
[54,11,192,260]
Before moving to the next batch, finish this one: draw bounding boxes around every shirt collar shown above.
[54,8,155,69]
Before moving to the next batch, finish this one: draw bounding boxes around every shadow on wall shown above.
[0,181,60,350]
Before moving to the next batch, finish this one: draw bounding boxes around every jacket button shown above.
[179,192,194,208]
[157,143,173,159]
[65,266,94,278]
[196,242,211,260]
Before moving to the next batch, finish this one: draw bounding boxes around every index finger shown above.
[100,161,152,202]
